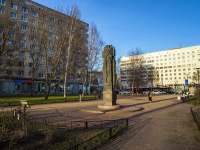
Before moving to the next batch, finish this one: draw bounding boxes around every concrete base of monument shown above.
[97,104,121,110]
[80,104,142,114]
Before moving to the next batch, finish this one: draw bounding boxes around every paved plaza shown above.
[1,94,200,150]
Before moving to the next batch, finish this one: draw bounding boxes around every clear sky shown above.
[32,0,200,59]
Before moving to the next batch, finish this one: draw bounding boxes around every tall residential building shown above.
[120,45,200,90]
[0,0,89,94]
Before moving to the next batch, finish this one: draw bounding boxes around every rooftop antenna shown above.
[179,43,182,48]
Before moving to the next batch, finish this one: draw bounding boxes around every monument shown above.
[98,45,120,109]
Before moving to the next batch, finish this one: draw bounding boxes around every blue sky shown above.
[32,0,200,59]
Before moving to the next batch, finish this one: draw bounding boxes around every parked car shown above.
[160,91,167,94]
[166,90,175,94]
[175,90,182,94]
[119,90,131,94]
[143,91,149,95]
[152,90,162,94]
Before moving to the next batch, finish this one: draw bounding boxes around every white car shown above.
[152,90,161,94]
[143,91,149,95]
[119,90,131,94]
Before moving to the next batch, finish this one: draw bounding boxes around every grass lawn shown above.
[0,94,98,106]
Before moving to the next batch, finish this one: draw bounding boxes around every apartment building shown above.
[120,45,200,90]
[0,0,89,94]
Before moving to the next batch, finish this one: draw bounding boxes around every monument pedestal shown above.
[98,89,120,110]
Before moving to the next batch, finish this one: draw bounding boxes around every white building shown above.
[120,45,200,90]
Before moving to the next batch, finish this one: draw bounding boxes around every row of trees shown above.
[0,4,104,99]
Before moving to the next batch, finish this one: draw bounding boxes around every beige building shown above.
[120,45,200,90]
[0,0,88,94]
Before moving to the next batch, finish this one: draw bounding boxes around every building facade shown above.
[0,0,89,94]
[120,45,200,90]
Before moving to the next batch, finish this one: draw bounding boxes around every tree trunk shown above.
[45,82,50,100]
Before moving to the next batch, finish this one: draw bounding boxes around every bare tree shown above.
[87,22,104,95]
[126,48,147,93]
[58,5,86,98]
[0,14,20,77]
[146,66,160,87]
[116,57,121,89]
[36,9,64,100]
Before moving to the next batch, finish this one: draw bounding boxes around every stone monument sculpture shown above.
[100,45,118,107]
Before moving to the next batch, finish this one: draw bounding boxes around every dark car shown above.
[166,90,175,94]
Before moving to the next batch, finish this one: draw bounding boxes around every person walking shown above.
[148,91,152,103]
[79,89,82,102]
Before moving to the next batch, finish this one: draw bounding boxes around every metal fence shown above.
[28,117,128,130]
[68,119,128,150]
[190,107,200,130]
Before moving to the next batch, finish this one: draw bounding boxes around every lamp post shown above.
[161,74,163,87]
[196,68,200,101]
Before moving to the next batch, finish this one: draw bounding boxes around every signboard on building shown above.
[98,78,103,86]
[185,79,188,86]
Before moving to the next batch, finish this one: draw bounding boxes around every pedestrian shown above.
[3,88,6,94]
[79,89,82,102]
[148,91,152,103]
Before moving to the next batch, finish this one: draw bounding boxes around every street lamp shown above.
[161,74,163,87]
[196,68,200,101]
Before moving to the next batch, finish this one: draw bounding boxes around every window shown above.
[50,17,54,22]
[21,24,27,30]
[0,0,5,5]
[49,40,53,46]
[20,42,26,48]
[11,3,17,10]
[32,19,35,24]
[48,57,52,61]
[17,71,24,76]
[0,8,4,14]
[18,61,25,67]
[58,28,61,32]
[30,45,35,50]
[7,40,14,46]
[39,73,44,78]
[49,32,54,38]
[39,64,44,69]
[32,11,37,16]
[30,36,35,42]
[21,16,28,22]
[10,12,17,19]
[50,25,54,30]
[10,22,16,28]
[0,38,2,44]
[39,55,44,61]
[39,47,44,53]
[29,71,32,76]
[19,51,25,58]
[8,31,15,37]
[7,50,13,56]
[29,63,33,67]
[22,7,28,13]
[6,70,12,75]
[31,28,35,33]
[29,54,34,59]
[20,34,26,40]
[48,49,52,54]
